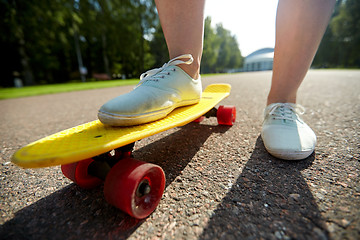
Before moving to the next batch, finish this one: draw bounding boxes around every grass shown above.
[0,79,139,100]
[0,73,230,100]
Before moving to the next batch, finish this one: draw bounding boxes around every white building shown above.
[244,48,274,72]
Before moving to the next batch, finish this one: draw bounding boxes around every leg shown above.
[98,1,205,126]
[262,0,336,160]
[267,0,336,104]
[155,0,205,79]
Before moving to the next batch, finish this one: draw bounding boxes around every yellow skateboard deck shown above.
[12,84,232,168]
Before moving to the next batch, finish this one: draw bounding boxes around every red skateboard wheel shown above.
[217,105,236,126]
[104,158,165,219]
[193,116,205,123]
[61,158,102,189]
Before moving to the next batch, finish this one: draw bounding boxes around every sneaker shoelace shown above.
[266,103,305,122]
[136,54,194,88]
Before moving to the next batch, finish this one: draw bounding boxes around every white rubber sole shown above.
[265,148,314,160]
[98,98,200,126]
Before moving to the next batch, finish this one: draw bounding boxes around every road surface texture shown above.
[1,70,359,240]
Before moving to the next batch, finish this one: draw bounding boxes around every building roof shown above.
[245,48,274,63]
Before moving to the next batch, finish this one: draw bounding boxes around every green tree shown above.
[1,1,244,87]
[215,24,233,72]
[313,0,360,68]
[149,23,169,68]
[201,17,219,73]
[149,16,243,74]
[228,35,243,70]
[202,19,243,73]
[76,0,157,79]
[331,0,360,67]
[1,0,74,85]
[1,0,159,86]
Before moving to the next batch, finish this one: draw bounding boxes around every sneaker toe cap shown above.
[261,124,316,159]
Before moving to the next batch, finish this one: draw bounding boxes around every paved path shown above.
[1,70,359,239]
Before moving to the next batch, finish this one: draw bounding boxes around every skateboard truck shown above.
[72,140,163,200]
[205,107,218,118]
[87,142,135,180]
[194,106,236,125]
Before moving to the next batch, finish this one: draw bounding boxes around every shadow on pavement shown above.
[134,123,231,188]
[200,136,330,240]
[0,123,231,240]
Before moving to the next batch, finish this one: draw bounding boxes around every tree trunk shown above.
[18,35,34,86]
[74,31,86,82]
[102,33,111,77]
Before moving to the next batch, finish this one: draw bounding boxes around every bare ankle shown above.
[179,65,200,80]
[267,92,297,105]
[175,56,201,80]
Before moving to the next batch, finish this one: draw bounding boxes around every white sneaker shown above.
[98,54,202,126]
[261,103,316,160]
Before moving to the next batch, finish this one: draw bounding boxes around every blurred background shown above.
[0,0,359,87]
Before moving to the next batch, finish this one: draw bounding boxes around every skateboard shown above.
[11,84,236,219]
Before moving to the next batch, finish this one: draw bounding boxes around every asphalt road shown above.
[1,70,359,240]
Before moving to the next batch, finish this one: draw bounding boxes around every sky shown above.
[204,0,279,57]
